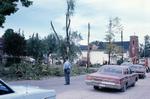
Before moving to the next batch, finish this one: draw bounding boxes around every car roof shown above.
[121,62,133,65]
[132,64,144,67]
[102,65,129,70]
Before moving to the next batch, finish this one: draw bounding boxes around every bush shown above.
[50,67,64,76]
[0,63,43,80]
[0,63,96,81]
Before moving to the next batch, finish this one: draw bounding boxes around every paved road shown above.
[9,73,150,99]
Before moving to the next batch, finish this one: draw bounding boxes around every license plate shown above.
[101,81,115,85]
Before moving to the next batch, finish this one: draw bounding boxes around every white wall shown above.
[80,51,108,64]
[80,51,129,65]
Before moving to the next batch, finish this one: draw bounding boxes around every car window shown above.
[123,69,129,74]
[0,84,9,92]
[99,66,122,74]
[121,62,133,66]
[0,80,14,95]
[128,68,132,74]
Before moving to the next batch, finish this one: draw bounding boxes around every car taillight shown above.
[114,79,121,84]
[113,78,123,84]
[86,75,93,80]
[119,78,124,84]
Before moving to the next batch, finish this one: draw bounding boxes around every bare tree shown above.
[105,19,114,64]
[105,17,123,64]
[66,0,75,57]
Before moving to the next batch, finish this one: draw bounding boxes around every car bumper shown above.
[137,73,145,78]
[85,80,122,89]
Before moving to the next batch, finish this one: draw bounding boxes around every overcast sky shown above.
[0,0,150,45]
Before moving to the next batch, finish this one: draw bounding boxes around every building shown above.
[129,36,139,63]
[79,41,130,64]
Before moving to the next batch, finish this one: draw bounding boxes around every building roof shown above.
[80,41,130,52]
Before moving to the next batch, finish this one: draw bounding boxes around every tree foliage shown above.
[26,33,44,61]
[66,0,75,16]
[140,35,150,57]
[3,28,26,56]
[0,0,32,27]
[44,34,59,55]
[56,31,82,62]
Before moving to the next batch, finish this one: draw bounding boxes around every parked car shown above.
[0,79,56,99]
[121,62,146,79]
[130,64,146,79]
[76,59,91,66]
[121,62,133,66]
[85,65,138,92]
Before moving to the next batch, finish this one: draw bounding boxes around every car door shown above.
[125,68,133,86]
[128,68,136,85]
[123,69,130,86]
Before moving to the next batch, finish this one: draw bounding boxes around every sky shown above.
[0,0,150,45]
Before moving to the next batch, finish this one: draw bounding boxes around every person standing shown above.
[63,57,71,85]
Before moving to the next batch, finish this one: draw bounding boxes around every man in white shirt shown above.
[63,57,71,85]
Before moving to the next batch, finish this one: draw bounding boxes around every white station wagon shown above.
[0,79,56,99]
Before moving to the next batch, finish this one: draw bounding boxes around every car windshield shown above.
[121,62,133,66]
[98,66,123,74]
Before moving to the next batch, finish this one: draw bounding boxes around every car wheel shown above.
[144,75,146,78]
[93,86,99,90]
[135,77,138,81]
[121,84,127,92]
[143,75,146,79]
[131,82,135,87]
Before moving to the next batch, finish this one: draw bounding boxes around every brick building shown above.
[129,36,139,63]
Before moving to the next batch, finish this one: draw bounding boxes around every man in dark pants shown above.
[63,57,71,85]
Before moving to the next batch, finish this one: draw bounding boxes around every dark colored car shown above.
[85,65,138,92]
[121,62,146,79]
[76,60,91,66]
[130,64,146,79]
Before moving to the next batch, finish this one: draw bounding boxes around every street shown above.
[9,73,150,99]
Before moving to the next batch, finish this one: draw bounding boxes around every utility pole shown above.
[108,19,112,64]
[87,23,90,68]
[121,30,124,62]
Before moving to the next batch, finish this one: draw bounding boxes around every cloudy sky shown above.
[0,0,150,45]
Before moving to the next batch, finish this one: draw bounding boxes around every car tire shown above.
[143,75,146,79]
[121,84,127,92]
[131,82,135,87]
[135,77,138,81]
[93,86,99,90]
